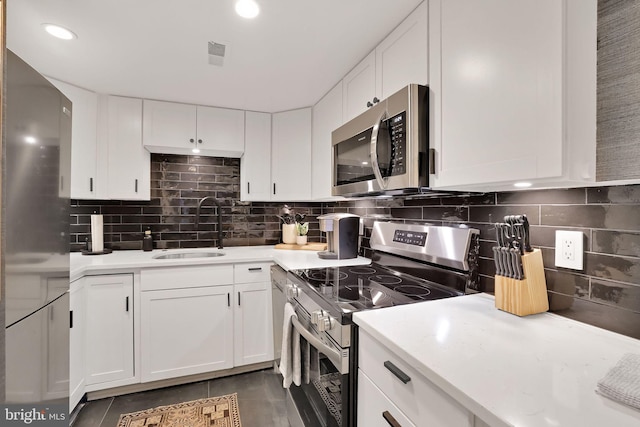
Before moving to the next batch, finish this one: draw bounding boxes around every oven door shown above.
[286,305,352,427]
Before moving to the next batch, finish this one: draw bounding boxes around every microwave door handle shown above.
[370,110,388,190]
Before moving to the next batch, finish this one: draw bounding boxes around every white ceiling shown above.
[7,0,423,113]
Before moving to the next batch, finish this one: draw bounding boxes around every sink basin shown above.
[153,251,225,260]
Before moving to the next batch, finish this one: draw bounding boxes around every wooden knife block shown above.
[494,249,549,316]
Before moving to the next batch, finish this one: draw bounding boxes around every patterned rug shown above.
[116,393,242,427]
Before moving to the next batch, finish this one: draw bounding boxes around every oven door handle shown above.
[291,316,347,374]
[370,109,388,190]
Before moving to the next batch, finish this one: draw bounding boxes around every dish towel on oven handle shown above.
[301,337,320,384]
[596,353,640,410]
[279,302,301,388]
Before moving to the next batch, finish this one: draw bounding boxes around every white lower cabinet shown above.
[358,330,473,427]
[69,279,86,411]
[358,370,416,427]
[139,262,274,382]
[85,274,135,387]
[140,285,235,382]
[233,263,274,366]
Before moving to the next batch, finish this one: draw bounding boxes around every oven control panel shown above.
[393,229,427,246]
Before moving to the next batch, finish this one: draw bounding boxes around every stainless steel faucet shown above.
[195,196,224,249]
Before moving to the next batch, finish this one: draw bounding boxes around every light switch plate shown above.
[555,230,584,270]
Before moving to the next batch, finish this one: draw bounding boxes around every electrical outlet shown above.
[555,230,584,270]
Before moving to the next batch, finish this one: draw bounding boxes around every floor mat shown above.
[116,393,241,427]
[312,372,342,425]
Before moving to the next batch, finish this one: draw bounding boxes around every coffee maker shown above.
[317,213,360,259]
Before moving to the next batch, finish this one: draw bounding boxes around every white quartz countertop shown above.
[70,246,370,281]
[353,293,640,427]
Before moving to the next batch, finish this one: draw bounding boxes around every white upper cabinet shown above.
[271,108,312,201]
[375,0,428,99]
[142,99,245,157]
[342,51,377,123]
[428,0,597,191]
[106,96,150,200]
[342,1,428,122]
[48,78,105,199]
[241,111,272,201]
[312,82,344,200]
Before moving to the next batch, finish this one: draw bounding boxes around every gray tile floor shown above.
[71,369,288,427]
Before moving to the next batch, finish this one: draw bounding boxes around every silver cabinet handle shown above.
[382,411,401,427]
[384,361,411,384]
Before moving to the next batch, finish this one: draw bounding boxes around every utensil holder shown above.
[494,249,549,316]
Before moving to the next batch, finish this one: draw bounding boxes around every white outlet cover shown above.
[555,230,584,270]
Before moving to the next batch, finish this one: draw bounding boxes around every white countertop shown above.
[353,293,640,427]
[70,246,371,281]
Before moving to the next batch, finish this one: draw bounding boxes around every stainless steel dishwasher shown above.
[270,264,288,365]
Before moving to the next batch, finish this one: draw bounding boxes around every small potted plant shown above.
[296,222,309,246]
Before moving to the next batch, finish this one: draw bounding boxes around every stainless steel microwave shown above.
[331,84,430,197]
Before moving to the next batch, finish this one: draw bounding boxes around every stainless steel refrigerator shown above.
[2,50,70,415]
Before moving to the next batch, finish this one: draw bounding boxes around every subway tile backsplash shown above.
[70,154,640,339]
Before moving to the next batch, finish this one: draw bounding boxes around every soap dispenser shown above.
[142,228,153,251]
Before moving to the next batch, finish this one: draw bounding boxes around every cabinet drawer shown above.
[141,264,234,291]
[234,262,272,283]
[358,369,416,427]
[359,331,472,427]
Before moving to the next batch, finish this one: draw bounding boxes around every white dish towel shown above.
[279,302,301,388]
[597,353,640,410]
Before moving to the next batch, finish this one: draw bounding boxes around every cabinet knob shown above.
[189,138,195,143]
[198,139,203,144]
[367,101,373,108]
[373,97,380,104]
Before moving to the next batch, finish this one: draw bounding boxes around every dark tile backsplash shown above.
[70,154,640,339]
[70,154,323,251]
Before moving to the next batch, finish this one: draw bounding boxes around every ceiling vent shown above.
[208,41,227,66]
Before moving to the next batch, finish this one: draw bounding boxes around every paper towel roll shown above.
[90,214,104,253]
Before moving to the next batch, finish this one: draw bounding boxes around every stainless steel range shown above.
[283,221,480,427]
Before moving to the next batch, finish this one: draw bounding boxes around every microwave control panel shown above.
[388,111,406,176]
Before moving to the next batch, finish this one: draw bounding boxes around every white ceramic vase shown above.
[296,235,308,246]
[282,223,297,244]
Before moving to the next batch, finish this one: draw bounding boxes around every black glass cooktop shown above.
[290,264,462,313]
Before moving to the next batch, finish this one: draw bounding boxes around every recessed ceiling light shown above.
[514,182,532,188]
[235,0,260,19]
[42,23,77,40]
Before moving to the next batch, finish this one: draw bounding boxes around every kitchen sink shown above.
[152,251,225,260]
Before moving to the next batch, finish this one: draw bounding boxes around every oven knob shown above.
[316,315,335,332]
[286,285,299,299]
[311,309,326,325]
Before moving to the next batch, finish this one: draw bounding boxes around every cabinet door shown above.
[196,106,245,157]
[234,282,273,366]
[312,82,343,200]
[241,111,272,201]
[49,79,102,199]
[107,96,150,200]
[429,0,564,188]
[85,274,134,385]
[44,279,70,401]
[69,281,86,412]
[358,369,417,427]
[375,1,428,99]
[141,285,234,382]
[271,108,312,201]
[342,51,376,122]
[142,99,196,152]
